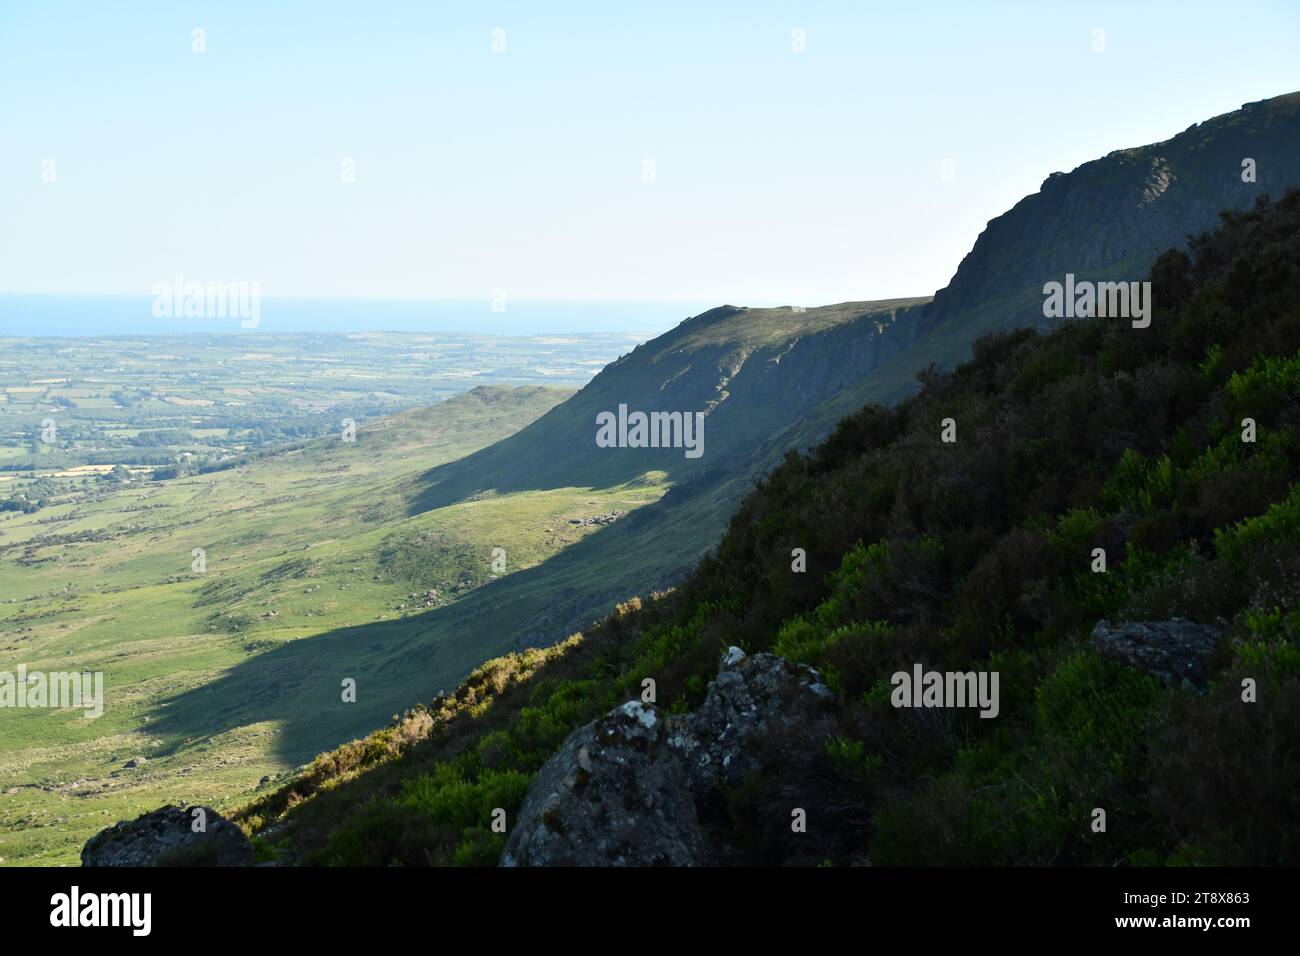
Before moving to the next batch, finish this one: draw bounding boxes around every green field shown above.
[0,382,668,865]
[0,330,638,498]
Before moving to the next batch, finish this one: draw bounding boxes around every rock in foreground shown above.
[671,647,834,796]
[82,804,254,867]
[500,700,713,866]
[501,649,833,866]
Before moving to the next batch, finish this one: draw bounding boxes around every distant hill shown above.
[0,382,579,865]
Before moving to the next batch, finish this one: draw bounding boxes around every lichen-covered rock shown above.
[1091,618,1222,691]
[81,804,254,867]
[669,647,834,795]
[500,701,713,866]
[501,648,835,867]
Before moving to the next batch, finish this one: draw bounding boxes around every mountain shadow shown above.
[405,299,931,513]
[147,472,742,766]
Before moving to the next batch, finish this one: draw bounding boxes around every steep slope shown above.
[696,93,1300,468]
[926,92,1300,335]
[239,188,1300,866]
[414,95,1300,518]
[834,92,1300,418]
[378,95,1300,685]
[407,298,929,511]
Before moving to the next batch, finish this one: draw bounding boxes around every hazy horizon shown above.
[0,293,718,338]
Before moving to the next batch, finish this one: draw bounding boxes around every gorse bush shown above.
[238,189,1300,866]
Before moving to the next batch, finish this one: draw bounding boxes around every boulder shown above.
[500,701,712,866]
[501,648,834,867]
[81,804,254,867]
[1090,618,1222,691]
[669,648,834,795]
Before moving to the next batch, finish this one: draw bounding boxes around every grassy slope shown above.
[371,96,1300,708]
[0,385,674,866]
[278,298,938,741]
[0,294,932,865]
[244,191,1300,867]
[408,298,931,508]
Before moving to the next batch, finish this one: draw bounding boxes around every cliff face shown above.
[923,93,1300,334]
[405,297,931,511]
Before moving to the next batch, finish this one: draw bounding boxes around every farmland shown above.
[0,332,668,865]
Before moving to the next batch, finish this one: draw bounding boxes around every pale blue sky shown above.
[2,0,1297,307]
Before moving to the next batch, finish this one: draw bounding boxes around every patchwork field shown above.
[0,335,671,865]
[0,330,640,494]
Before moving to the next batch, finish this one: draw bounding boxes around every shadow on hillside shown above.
[404,412,721,516]
[404,335,846,515]
[403,298,942,516]
[147,477,728,769]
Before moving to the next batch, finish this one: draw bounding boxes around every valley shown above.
[0,333,664,865]
[4,92,1299,869]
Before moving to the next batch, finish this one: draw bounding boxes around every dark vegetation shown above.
[238,191,1300,866]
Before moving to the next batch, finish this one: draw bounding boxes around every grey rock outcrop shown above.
[669,647,834,795]
[81,804,255,867]
[1091,618,1222,691]
[500,700,713,867]
[501,648,834,866]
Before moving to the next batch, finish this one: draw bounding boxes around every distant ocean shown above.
[0,295,716,338]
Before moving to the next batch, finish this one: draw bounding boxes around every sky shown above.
[1,0,1298,311]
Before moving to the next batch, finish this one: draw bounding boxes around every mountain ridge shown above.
[417,93,1300,523]
[234,186,1300,866]
[924,91,1300,335]
[334,91,1300,737]
[366,93,1300,678]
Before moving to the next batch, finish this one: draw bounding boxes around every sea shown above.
[0,295,715,339]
